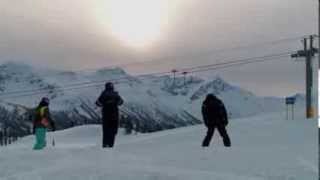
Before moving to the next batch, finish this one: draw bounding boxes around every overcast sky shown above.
[0,0,317,97]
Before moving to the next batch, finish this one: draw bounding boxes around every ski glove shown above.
[224,119,229,126]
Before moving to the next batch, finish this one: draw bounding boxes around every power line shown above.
[180,51,295,72]
[0,71,173,97]
[122,35,307,67]
[0,52,294,99]
[188,54,291,74]
[11,34,310,80]
[0,51,296,97]
[0,35,309,99]
[0,51,293,100]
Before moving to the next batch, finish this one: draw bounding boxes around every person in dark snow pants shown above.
[96,82,124,148]
[33,97,56,150]
[202,94,231,147]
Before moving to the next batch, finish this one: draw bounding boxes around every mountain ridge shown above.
[0,62,305,136]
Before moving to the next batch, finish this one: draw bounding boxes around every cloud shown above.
[0,0,317,96]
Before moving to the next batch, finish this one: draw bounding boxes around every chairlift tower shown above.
[291,35,318,119]
[171,69,178,86]
[182,71,188,87]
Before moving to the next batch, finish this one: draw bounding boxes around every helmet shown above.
[42,97,50,103]
[206,93,216,101]
[105,82,114,91]
[39,97,50,106]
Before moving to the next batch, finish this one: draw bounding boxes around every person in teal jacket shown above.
[32,97,56,150]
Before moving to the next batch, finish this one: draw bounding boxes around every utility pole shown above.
[4,127,7,146]
[318,0,320,119]
[306,36,313,119]
[291,35,318,119]
[0,130,2,146]
[182,71,188,87]
[171,69,178,87]
[3,117,7,146]
[317,0,320,180]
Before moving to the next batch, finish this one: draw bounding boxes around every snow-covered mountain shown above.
[0,62,305,136]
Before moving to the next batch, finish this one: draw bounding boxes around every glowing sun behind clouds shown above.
[98,0,171,48]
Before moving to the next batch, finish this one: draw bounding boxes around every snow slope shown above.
[0,112,317,180]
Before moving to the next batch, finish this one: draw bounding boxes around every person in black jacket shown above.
[96,82,124,148]
[201,94,231,147]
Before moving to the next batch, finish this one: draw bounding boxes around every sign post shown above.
[285,97,296,120]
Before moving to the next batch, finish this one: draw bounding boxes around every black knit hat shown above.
[39,97,50,107]
[206,94,216,101]
[105,82,114,91]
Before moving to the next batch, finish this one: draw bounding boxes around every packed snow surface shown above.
[0,112,317,180]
